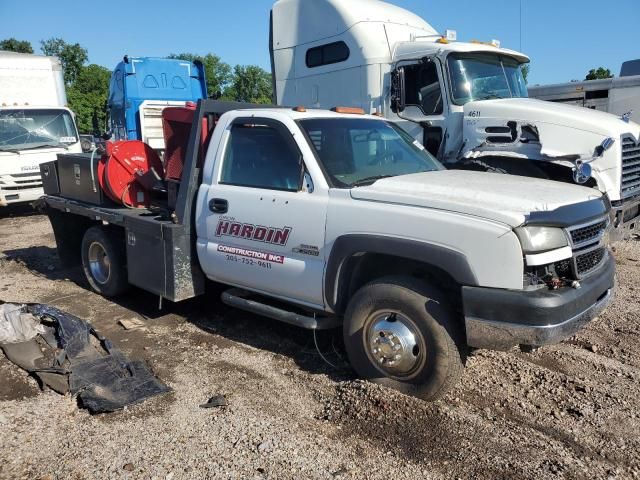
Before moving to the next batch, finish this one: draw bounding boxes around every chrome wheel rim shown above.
[365,311,426,379]
[88,242,111,285]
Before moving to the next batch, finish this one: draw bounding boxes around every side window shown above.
[404,61,444,115]
[306,41,350,68]
[220,121,302,191]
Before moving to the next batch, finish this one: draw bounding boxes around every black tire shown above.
[343,276,465,401]
[81,225,129,297]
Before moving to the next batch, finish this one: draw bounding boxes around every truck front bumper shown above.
[463,252,615,350]
[0,187,44,207]
[611,196,640,241]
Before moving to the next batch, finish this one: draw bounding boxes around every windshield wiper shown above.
[351,175,394,187]
[17,143,68,151]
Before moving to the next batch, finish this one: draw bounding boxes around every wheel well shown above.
[336,253,462,315]
[46,210,125,268]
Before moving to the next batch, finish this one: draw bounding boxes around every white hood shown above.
[466,98,640,139]
[350,170,603,227]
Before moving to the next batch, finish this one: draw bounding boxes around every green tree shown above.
[585,67,613,81]
[168,53,232,97]
[521,63,530,85]
[40,38,88,85]
[0,38,33,53]
[66,64,111,133]
[224,65,272,104]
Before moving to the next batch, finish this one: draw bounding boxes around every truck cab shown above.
[270,0,640,240]
[0,52,82,207]
[107,56,207,149]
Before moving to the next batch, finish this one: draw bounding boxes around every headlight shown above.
[515,226,568,253]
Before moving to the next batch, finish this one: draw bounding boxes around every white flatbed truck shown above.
[38,100,615,400]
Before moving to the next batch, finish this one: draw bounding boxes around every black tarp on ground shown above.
[0,301,170,414]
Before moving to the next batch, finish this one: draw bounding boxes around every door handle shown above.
[209,198,228,214]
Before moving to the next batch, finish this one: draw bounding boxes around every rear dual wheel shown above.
[81,226,129,297]
[343,276,465,401]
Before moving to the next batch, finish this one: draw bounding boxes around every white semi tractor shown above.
[270,0,640,239]
[0,51,81,207]
[529,60,640,122]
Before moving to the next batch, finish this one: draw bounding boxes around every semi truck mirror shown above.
[391,67,406,113]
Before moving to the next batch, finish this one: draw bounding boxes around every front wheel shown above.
[343,276,465,401]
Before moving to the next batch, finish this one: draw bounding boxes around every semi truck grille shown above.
[576,247,606,275]
[622,135,640,199]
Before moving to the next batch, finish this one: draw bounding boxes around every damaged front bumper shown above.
[611,196,640,241]
[462,252,615,351]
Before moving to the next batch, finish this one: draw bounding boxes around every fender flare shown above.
[324,234,478,312]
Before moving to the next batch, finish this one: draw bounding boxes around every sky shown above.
[1,0,639,86]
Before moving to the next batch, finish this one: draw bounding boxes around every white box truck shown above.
[0,51,81,207]
[269,0,640,240]
[529,60,640,123]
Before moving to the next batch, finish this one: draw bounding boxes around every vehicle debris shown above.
[199,394,229,409]
[0,301,169,413]
[118,317,147,331]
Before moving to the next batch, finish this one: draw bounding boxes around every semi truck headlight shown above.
[515,226,568,253]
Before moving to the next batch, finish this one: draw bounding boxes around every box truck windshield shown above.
[446,53,528,104]
[0,109,77,152]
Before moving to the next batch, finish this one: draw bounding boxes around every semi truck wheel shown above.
[81,226,129,297]
[343,276,465,401]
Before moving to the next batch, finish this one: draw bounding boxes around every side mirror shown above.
[390,67,406,113]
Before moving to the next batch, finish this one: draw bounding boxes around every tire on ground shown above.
[343,276,466,401]
[81,225,129,297]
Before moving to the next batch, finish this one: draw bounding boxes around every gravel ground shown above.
[0,206,639,480]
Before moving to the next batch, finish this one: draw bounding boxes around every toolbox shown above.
[57,153,105,205]
[40,160,60,196]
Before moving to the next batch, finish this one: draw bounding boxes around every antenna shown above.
[519,0,523,51]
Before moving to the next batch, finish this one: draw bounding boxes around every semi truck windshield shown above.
[299,118,442,188]
[447,53,528,105]
[0,109,78,151]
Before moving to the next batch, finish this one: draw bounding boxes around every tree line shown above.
[0,37,272,133]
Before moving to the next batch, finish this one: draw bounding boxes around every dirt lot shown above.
[0,206,639,480]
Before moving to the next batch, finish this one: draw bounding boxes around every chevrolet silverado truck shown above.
[38,100,615,400]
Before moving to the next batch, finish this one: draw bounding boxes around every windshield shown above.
[298,118,443,188]
[0,109,78,152]
[447,53,528,105]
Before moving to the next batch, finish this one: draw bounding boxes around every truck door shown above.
[402,59,448,158]
[198,117,328,308]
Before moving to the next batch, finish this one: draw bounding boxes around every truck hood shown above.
[0,147,68,176]
[350,170,603,227]
[466,98,640,139]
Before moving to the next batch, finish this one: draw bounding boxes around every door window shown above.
[404,61,444,115]
[220,120,302,191]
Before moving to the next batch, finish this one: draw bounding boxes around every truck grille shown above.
[622,135,640,199]
[570,220,607,246]
[565,217,609,279]
[576,247,606,275]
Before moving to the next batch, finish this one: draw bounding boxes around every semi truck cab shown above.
[270,0,640,240]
